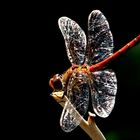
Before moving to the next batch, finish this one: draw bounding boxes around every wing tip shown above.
[58,16,69,25]
[89,9,102,16]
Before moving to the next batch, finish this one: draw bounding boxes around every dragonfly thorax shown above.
[71,64,90,74]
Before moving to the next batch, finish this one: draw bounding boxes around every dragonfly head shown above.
[49,74,63,91]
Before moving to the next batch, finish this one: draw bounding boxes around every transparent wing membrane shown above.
[59,10,117,132]
[91,69,117,117]
[58,17,87,65]
[60,100,82,132]
[60,71,89,132]
[86,10,114,65]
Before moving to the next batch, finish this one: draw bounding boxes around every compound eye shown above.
[53,78,63,91]
[49,74,63,91]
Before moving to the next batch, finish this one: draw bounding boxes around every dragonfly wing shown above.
[60,71,89,132]
[58,17,87,65]
[60,100,82,132]
[91,69,117,117]
[86,10,114,65]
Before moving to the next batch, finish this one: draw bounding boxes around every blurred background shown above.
[13,0,140,140]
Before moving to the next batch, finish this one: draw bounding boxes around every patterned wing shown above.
[58,17,87,65]
[85,10,114,65]
[91,69,117,117]
[60,71,90,132]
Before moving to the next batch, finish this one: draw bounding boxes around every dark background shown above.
[10,0,140,140]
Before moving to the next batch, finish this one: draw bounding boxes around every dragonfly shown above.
[49,10,140,132]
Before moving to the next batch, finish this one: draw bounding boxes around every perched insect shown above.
[49,10,140,132]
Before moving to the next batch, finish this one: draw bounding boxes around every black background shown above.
[9,0,140,139]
